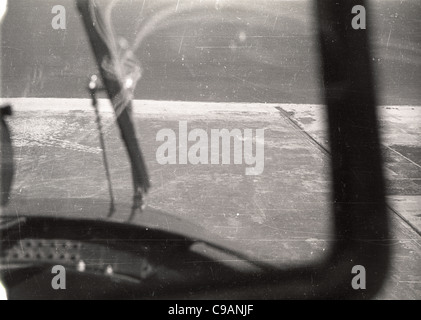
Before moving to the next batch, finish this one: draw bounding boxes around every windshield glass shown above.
[2,0,332,267]
[1,0,420,294]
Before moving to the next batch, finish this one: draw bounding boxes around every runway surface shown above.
[3,98,421,299]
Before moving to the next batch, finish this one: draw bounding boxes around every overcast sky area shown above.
[1,0,420,104]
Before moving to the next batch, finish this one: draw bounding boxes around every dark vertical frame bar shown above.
[0,106,13,207]
[315,0,389,298]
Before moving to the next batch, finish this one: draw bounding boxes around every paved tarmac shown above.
[280,104,421,235]
[2,98,420,299]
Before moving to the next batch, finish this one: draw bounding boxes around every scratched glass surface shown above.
[1,0,419,267]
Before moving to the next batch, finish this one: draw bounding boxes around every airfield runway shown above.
[3,98,421,299]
